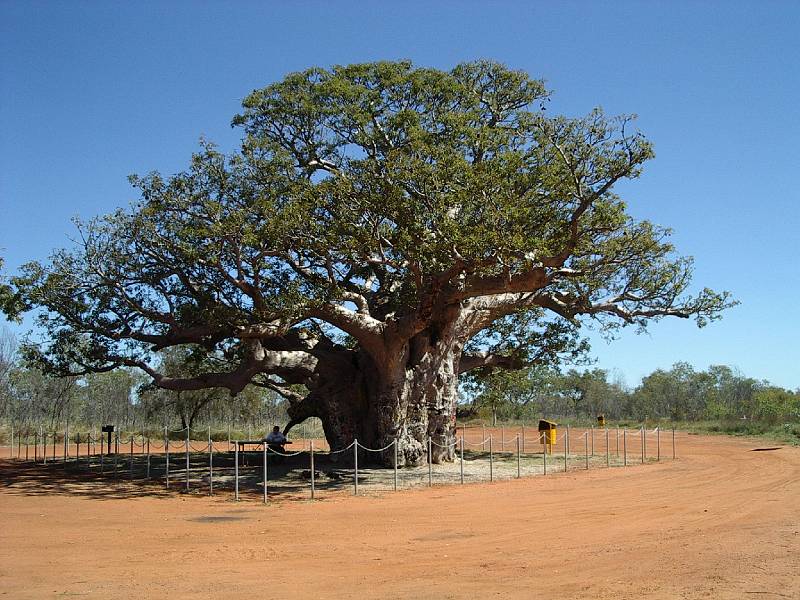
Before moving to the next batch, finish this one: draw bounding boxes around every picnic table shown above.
[229,439,266,452]
[229,439,293,465]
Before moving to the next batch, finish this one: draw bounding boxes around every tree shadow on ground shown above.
[0,451,394,502]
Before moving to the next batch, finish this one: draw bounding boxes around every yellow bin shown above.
[538,419,557,453]
[597,414,606,427]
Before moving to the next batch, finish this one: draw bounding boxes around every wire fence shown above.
[0,423,677,503]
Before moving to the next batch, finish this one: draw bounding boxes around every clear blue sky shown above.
[1,1,798,389]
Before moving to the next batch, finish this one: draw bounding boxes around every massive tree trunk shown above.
[286,318,465,467]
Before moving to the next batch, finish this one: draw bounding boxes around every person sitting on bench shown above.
[264,426,291,454]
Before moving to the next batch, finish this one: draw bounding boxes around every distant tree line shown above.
[461,362,799,425]
[0,328,289,433]
[2,325,797,433]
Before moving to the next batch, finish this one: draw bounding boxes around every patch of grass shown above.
[679,419,800,446]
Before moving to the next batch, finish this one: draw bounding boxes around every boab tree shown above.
[7,61,733,465]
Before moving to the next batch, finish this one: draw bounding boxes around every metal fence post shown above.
[208,426,213,495]
[657,427,661,461]
[516,434,521,478]
[427,436,432,487]
[605,428,610,467]
[489,435,493,482]
[64,428,68,463]
[564,432,568,473]
[165,427,170,488]
[234,442,239,501]
[585,432,589,470]
[9,424,13,460]
[543,439,547,475]
[100,431,104,474]
[590,426,594,457]
[185,428,190,492]
[641,426,645,464]
[616,426,620,456]
[266,436,268,504]
[146,437,151,479]
[113,432,119,479]
[672,427,676,459]
[129,436,134,479]
[460,435,464,484]
[623,428,627,466]
[393,439,399,492]
[353,439,358,496]
[310,441,315,500]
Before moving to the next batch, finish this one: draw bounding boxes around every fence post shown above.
[185,428,190,492]
[672,427,676,459]
[393,438,399,492]
[516,434,521,478]
[113,432,119,480]
[605,428,610,468]
[129,436,134,479]
[64,428,68,463]
[657,427,661,461]
[543,439,547,475]
[616,426,620,456]
[591,426,594,457]
[9,424,13,460]
[564,432,568,473]
[353,439,358,496]
[146,437,151,479]
[266,436,268,504]
[623,428,627,466]
[310,440,315,500]
[208,426,213,496]
[460,435,464,484]
[234,442,239,501]
[99,430,104,474]
[585,432,589,470]
[427,436,432,487]
[521,422,525,453]
[641,426,645,464]
[566,424,570,456]
[165,427,170,489]
[489,435,494,482]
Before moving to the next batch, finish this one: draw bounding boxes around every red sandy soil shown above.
[1,432,798,599]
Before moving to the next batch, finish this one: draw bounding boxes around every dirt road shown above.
[1,433,798,599]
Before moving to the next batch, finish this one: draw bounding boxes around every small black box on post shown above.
[101,425,115,454]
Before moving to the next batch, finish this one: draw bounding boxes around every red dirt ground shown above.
[1,432,798,599]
